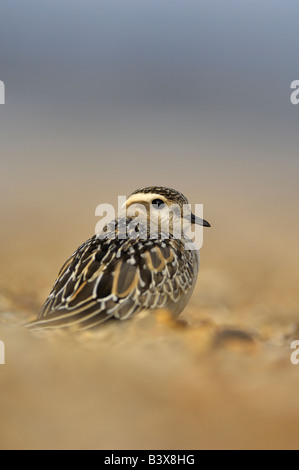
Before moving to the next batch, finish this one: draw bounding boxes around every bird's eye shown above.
[152,199,165,209]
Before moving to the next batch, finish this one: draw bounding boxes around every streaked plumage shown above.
[27,186,210,330]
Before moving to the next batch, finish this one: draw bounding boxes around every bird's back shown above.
[28,218,199,330]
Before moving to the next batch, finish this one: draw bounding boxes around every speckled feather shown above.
[29,221,198,330]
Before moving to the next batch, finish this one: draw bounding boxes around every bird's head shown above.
[121,186,210,239]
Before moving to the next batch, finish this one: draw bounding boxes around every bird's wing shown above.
[27,235,196,330]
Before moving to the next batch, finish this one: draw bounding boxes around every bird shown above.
[27,186,210,330]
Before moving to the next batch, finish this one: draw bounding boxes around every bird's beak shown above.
[191,213,211,227]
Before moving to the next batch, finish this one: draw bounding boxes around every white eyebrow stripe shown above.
[124,193,168,208]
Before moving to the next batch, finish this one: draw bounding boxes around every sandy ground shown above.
[0,185,299,450]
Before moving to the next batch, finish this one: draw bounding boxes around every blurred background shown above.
[0,0,299,450]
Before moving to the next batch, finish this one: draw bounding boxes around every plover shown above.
[28,186,210,330]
